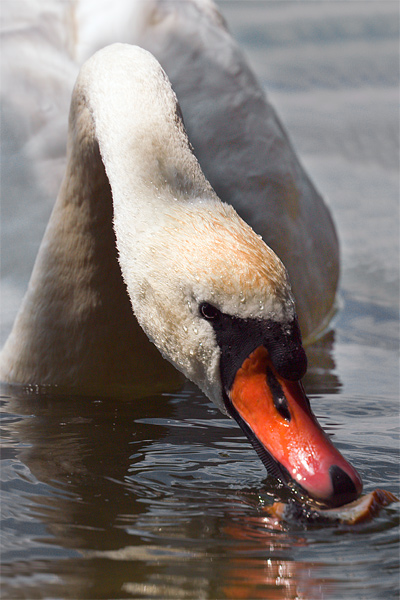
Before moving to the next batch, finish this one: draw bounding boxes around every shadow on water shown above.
[1,331,398,599]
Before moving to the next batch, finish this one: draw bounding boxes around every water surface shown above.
[1,2,399,599]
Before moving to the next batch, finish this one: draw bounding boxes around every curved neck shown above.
[80,45,214,218]
[76,44,218,317]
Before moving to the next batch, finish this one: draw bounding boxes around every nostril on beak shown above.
[329,465,360,507]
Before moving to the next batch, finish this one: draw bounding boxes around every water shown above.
[1,2,399,599]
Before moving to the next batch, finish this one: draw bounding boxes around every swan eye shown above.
[199,302,220,320]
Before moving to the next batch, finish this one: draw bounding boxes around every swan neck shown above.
[78,45,214,220]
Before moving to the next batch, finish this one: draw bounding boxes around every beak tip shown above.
[328,464,363,507]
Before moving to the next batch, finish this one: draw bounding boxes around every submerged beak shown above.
[226,345,362,507]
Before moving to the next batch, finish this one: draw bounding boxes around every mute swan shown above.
[0,44,361,507]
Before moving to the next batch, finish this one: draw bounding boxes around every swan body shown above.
[0,44,362,507]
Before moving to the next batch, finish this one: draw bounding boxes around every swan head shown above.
[121,196,362,508]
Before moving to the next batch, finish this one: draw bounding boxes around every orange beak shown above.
[227,345,363,507]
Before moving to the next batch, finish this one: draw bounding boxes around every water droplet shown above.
[183,325,188,333]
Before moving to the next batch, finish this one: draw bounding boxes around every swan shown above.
[0,44,361,507]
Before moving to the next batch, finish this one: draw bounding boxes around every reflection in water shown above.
[1,333,341,600]
[303,329,340,394]
[2,323,399,599]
